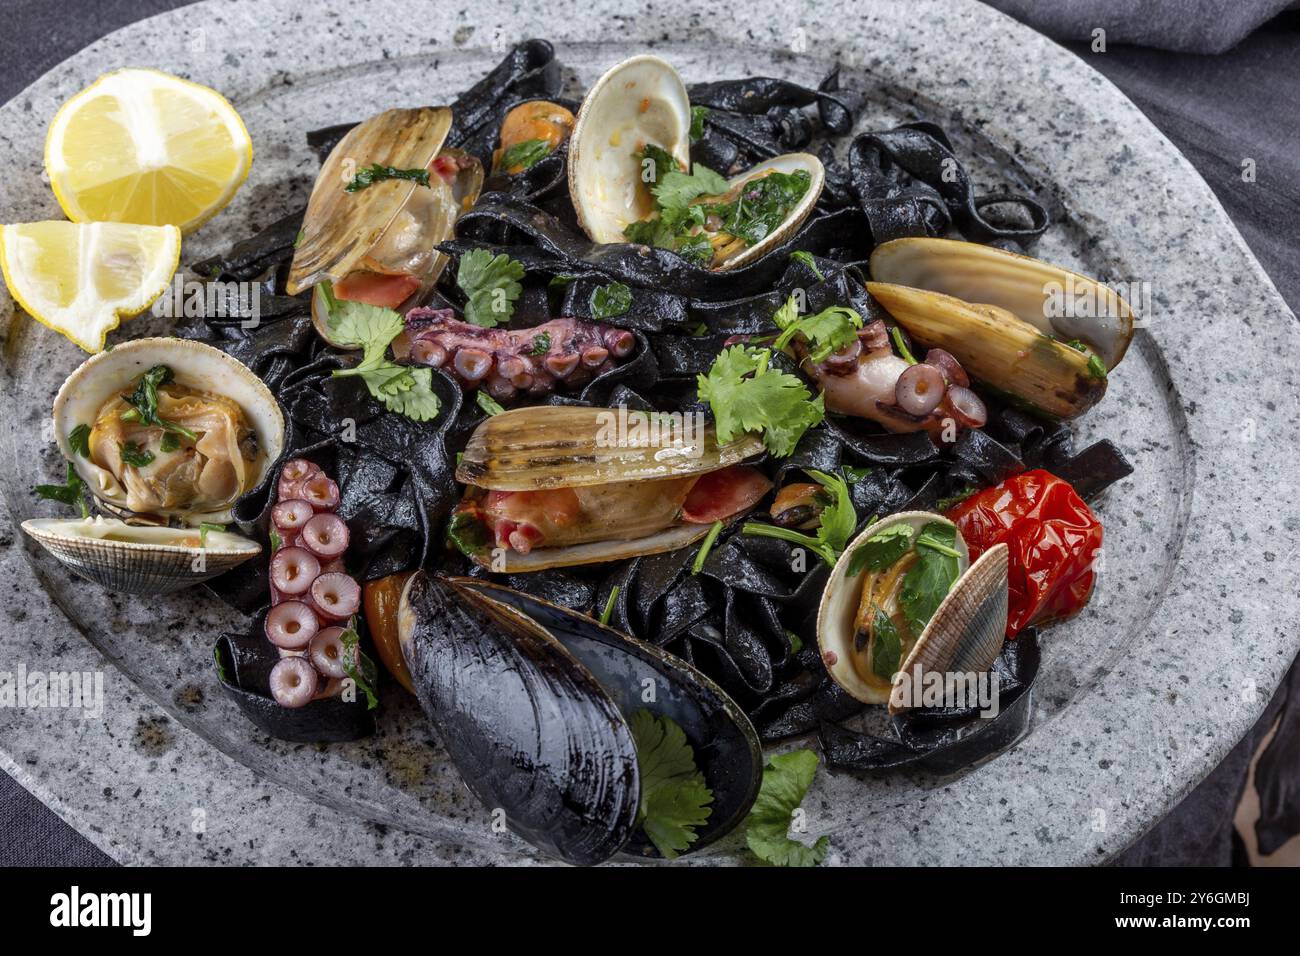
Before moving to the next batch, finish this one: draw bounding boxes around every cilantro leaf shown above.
[806,469,855,557]
[846,523,914,577]
[119,441,155,469]
[339,619,379,710]
[696,345,824,458]
[689,105,708,141]
[118,364,198,442]
[528,332,551,355]
[590,281,632,320]
[744,749,828,867]
[498,138,552,172]
[323,297,441,422]
[630,710,713,859]
[456,249,524,328]
[772,299,863,362]
[899,521,961,635]
[870,608,903,679]
[447,510,490,558]
[790,250,824,281]
[33,462,89,518]
[637,144,681,185]
[653,163,729,214]
[345,164,430,192]
[68,424,91,457]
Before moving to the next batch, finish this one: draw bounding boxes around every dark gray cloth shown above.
[985,0,1298,53]
[0,0,1297,867]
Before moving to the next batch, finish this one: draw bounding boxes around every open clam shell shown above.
[455,579,762,857]
[887,543,1009,715]
[567,55,693,245]
[710,152,825,271]
[22,517,259,595]
[568,56,823,268]
[52,337,285,525]
[870,238,1134,370]
[817,511,969,705]
[456,405,765,490]
[287,106,454,296]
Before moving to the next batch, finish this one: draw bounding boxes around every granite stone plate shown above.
[2,0,1297,866]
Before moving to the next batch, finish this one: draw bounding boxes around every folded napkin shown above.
[983,0,1296,53]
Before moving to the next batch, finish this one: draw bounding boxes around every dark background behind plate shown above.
[0,0,1296,867]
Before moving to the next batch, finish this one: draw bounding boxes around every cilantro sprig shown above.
[33,463,89,518]
[629,710,713,859]
[456,249,524,328]
[118,365,198,442]
[322,289,441,423]
[744,749,828,867]
[771,296,864,362]
[742,469,855,565]
[339,617,379,710]
[590,281,632,320]
[68,424,91,457]
[696,345,824,458]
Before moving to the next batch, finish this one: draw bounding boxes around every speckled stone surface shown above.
[1,0,1297,866]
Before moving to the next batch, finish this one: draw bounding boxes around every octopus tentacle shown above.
[396,309,634,400]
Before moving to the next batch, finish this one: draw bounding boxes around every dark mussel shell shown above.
[398,572,640,866]
[454,578,763,858]
[213,610,376,744]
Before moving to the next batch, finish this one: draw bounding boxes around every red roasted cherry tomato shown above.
[944,469,1102,637]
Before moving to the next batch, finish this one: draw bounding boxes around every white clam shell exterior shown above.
[21,517,259,595]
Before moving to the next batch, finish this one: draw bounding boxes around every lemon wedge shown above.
[0,221,181,352]
[45,68,252,234]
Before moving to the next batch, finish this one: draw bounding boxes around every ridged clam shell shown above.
[21,518,259,595]
[287,106,454,295]
[869,237,1134,370]
[52,337,285,526]
[456,405,765,491]
[888,543,1009,714]
[816,511,970,705]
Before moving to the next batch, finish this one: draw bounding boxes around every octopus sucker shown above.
[397,310,635,399]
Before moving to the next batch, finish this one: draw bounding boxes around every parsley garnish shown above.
[33,463,88,518]
[528,332,551,355]
[475,391,505,416]
[899,521,962,635]
[889,325,917,365]
[447,510,489,558]
[160,432,179,453]
[1087,354,1107,379]
[344,164,430,193]
[696,345,824,458]
[339,618,379,710]
[590,281,632,320]
[742,469,855,566]
[323,293,442,422]
[771,297,863,362]
[498,137,552,172]
[689,105,709,141]
[846,522,914,577]
[118,365,198,442]
[744,749,827,867]
[456,249,524,328]
[629,710,713,859]
[118,441,155,468]
[68,424,91,457]
[841,465,872,483]
[870,608,903,679]
[790,250,824,281]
